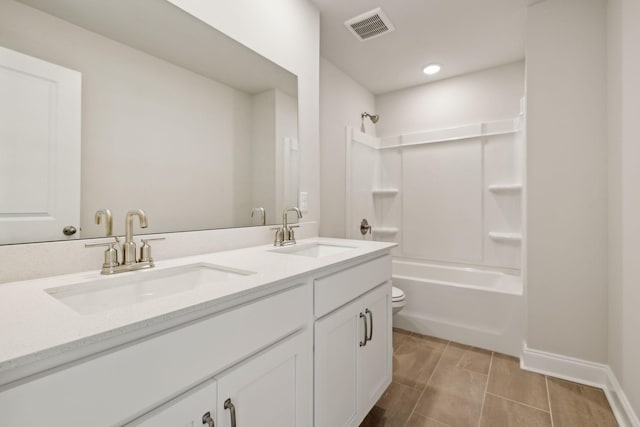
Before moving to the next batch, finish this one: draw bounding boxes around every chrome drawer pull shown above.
[365,308,373,342]
[359,312,368,347]
[202,411,215,427]
[224,398,237,427]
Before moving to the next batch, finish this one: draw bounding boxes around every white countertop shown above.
[0,238,395,381]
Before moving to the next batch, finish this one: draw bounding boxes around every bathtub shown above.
[392,258,524,356]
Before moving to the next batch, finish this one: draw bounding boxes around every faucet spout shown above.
[94,208,113,236]
[250,207,266,226]
[125,209,148,243]
[123,209,148,265]
[282,207,302,229]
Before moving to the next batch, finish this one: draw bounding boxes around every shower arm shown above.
[361,112,379,132]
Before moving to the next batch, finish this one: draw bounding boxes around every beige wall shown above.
[0,0,256,236]
[0,0,320,283]
[375,61,524,138]
[170,0,320,224]
[319,57,376,238]
[526,0,608,362]
[251,91,277,224]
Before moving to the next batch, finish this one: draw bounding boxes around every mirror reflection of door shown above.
[0,47,81,244]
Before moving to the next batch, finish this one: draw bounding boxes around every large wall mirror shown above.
[0,0,299,245]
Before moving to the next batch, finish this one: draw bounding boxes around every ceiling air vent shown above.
[344,8,395,42]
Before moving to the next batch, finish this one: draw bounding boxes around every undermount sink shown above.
[46,263,254,315]
[270,242,357,258]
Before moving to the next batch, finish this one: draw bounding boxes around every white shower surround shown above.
[345,118,524,270]
[345,118,525,355]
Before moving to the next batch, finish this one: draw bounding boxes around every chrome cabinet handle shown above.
[202,411,215,426]
[359,312,368,347]
[224,398,237,427]
[365,308,373,342]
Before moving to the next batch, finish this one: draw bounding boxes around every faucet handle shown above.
[139,237,165,263]
[140,237,165,243]
[270,226,285,246]
[360,218,372,235]
[288,225,299,244]
[85,236,120,248]
[85,240,120,270]
[87,236,121,249]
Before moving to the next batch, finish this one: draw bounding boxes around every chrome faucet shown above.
[272,207,302,246]
[250,207,266,226]
[86,208,164,275]
[95,208,113,236]
[123,209,148,265]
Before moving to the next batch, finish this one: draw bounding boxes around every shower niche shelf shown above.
[488,232,522,242]
[488,184,522,193]
[372,227,399,236]
[371,188,399,196]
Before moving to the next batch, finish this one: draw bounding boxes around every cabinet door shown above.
[314,299,363,427]
[358,282,392,417]
[216,330,312,427]
[133,379,217,427]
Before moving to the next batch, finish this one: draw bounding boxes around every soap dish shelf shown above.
[371,189,399,196]
[488,184,522,193]
[488,232,522,242]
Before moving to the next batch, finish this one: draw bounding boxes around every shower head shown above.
[362,112,379,123]
[360,112,380,132]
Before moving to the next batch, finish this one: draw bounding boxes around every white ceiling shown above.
[311,0,527,95]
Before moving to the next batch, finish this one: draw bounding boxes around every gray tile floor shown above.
[360,329,618,427]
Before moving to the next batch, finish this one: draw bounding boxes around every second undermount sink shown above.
[46,263,254,315]
[270,242,357,258]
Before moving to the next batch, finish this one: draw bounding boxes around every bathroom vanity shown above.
[0,238,394,426]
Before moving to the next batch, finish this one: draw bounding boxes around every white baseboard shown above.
[603,366,640,427]
[521,344,639,427]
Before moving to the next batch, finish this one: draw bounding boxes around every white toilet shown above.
[391,286,406,315]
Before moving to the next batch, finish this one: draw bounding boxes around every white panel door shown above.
[0,46,81,244]
[314,299,361,427]
[358,283,392,417]
[216,330,312,427]
[134,379,217,427]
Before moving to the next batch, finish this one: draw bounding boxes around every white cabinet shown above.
[135,380,218,427]
[0,245,394,427]
[358,284,392,414]
[133,330,312,427]
[314,282,392,427]
[216,331,312,427]
[314,298,361,427]
[0,284,312,426]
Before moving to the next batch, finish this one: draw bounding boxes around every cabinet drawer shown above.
[0,283,311,427]
[314,255,391,318]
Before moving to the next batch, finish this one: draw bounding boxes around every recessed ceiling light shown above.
[422,64,441,75]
